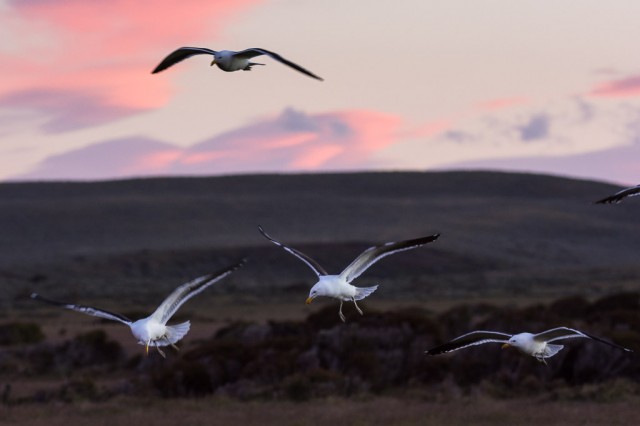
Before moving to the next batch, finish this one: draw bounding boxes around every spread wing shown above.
[535,327,632,352]
[339,233,440,283]
[595,184,640,204]
[426,330,511,355]
[258,225,327,276]
[151,47,218,73]
[30,293,132,325]
[234,48,323,81]
[150,259,246,324]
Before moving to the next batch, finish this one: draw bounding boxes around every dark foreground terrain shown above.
[1,171,640,424]
[2,295,640,424]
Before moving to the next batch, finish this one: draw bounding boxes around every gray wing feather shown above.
[595,184,640,204]
[151,47,218,73]
[235,48,323,81]
[150,259,246,324]
[258,225,328,276]
[426,330,511,355]
[534,327,589,342]
[339,233,440,283]
[536,327,633,352]
[30,293,132,325]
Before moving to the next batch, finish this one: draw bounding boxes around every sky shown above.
[1,0,640,185]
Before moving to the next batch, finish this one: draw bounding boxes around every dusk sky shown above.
[2,0,640,184]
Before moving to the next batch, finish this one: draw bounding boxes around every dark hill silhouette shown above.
[1,171,638,308]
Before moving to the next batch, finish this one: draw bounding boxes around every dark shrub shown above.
[0,322,45,346]
[151,360,213,397]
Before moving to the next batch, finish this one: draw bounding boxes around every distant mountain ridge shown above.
[2,171,638,306]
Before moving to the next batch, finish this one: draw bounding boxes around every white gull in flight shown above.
[426,327,632,364]
[258,225,440,322]
[152,47,323,81]
[31,259,245,357]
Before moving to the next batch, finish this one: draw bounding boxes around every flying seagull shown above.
[426,327,632,364]
[31,259,246,357]
[151,47,323,81]
[595,184,640,204]
[258,225,440,322]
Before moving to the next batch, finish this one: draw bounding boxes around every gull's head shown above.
[211,52,220,67]
[502,333,527,350]
[305,282,327,305]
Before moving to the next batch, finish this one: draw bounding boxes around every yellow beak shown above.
[501,343,510,349]
[305,297,314,305]
[210,59,216,66]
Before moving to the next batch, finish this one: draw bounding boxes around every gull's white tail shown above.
[544,343,564,358]
[158,321,191,346]
[354,285,378,301]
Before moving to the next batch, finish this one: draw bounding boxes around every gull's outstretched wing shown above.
[150,259,246,325]
[151,47,218,73]
[235,48,323,81]
[595,184,640,204]
[426,330,511,355]
[339,233,440,283]
[258,225,328,277]
[535,327,633,352]
[30,293,132,325]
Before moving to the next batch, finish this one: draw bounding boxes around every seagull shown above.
[595,184,640,204]
[151,47,323,81]
[258,225,440,322]
[426,327,632,364]
[30,259,245,357]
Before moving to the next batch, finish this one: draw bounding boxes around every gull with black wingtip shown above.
[426,327,632,364]
[152,47,323,81]
[258,225,439,322]
[31,259,246,357]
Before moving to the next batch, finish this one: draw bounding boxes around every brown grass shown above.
[3,395,639,426]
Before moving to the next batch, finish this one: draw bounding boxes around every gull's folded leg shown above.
[339,301,346,322]
[163,336,180,352]
[156,344,166,358]
[352,297,363,315]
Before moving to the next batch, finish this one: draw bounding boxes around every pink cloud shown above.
[11,108,407,180]
[290,144,345,169]
[0,89,140,132]
[589,75,640,98]
[0,0,261,131]
[14,137,177,180]
[129,149,184,172]
[180,152,228,165]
